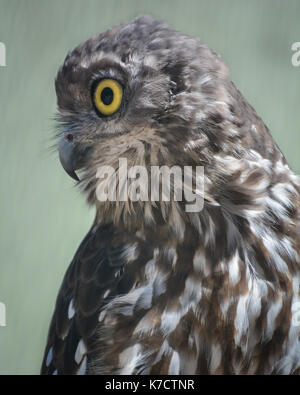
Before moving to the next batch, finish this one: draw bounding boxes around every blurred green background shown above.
[0,0,299,374]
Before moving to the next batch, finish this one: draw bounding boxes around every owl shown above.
[41,15,300,375]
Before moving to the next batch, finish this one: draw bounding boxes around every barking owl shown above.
[41,15,300,375]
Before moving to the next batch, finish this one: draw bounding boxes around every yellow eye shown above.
[93,79,123,116]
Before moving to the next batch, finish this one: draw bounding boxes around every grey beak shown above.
[59,133,80,181]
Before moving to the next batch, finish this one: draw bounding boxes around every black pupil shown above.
[101,87,114,105]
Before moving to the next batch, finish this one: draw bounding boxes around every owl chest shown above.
[66,222,300,375]
[87,248,300,375]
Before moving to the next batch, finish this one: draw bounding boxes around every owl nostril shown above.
[65,133,74,142]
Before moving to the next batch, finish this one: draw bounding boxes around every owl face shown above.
[56,16,234,185]
[56,16,182,181]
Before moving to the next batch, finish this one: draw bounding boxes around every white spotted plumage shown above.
[41,15,300,375]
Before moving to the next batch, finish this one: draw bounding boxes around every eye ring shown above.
[93,79,123,116]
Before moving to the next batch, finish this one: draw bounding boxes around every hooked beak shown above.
[59,131,80,181]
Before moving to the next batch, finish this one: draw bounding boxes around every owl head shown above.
[56,15,279,231]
